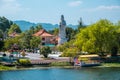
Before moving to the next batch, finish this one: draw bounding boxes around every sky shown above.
[0,0,120,25]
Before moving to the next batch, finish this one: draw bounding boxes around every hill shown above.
[14,20,77,31]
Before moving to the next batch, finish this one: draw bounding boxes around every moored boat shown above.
[74,55,101,67]
[74,62,100,67]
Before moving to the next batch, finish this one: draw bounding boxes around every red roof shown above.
[33,29,54,37]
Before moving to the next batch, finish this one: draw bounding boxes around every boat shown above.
[74,55,101,67]
[74,62,100,67]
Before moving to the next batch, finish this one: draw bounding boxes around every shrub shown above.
[40,46,51,58]
[18,59,31,66]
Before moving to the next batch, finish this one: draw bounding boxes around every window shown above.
[42,37,45,40]
[42,43,45,45]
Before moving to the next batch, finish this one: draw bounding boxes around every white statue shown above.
[58,15,67,45]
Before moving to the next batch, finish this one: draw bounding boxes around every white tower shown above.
[58,15,67,45]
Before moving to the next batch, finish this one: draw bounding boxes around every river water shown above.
[0,67,120,80]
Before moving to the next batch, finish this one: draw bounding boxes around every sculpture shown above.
[58,15,67,45]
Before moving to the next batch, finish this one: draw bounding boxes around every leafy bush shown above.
[40,46,51,58]
[0,65,13,70]
[18,59,31,66]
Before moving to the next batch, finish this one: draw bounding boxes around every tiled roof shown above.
[33,29,54,37]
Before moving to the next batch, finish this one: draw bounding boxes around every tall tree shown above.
[0,29,3,39]
[34,25,43,33]
[66,27,75,41]
[29,26,35,34]
[20,31,32,49]
[0,40,4,50]
[0,16,13,32]
[77,17,86,32]
[8,24,21,34]
[111,21,120,56]
[74,19,118,56]
[30,36,41,52]
[4,36,21,50]
[48,28,59,36]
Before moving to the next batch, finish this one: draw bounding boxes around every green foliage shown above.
[48,28,59,36]
[18,59,31,66]
[4,36,21,49]
[0,40,4,50]
[74,19,118,56]
[29,26,35,34]
[8,24,21,34]
[20,31,32,49]
[57,41,73,52]
[34,25,43,33]
[0,65,13,70]
[57,40,80,57]
[102,63,120,67]
[0,29,3,39]
[77,17,86,33]
[62,47,79,57]
[66,27,76,41]
[0,16,13,32]
[30,36,41,48]
[40,46,51,58]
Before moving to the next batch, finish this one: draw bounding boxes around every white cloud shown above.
[68,1,82,7]
[86,5,120,12]
[0,0,28,15]
[97,5,120,10]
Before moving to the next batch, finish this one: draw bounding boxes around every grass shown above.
[101,63,120,67]
[0,65,15,71]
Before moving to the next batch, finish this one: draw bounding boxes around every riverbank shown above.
[0,65,15,71]
[101,63,120,67]
[0,63,120,71]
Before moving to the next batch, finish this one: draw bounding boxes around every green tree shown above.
[111,21,120,56]
[34,25,43,33]
[48,28,59,36]
[74,19,118,56]
[4,36,21,50]
[77,17,86,33]
[8,24,21,34]
[0,40,4,50]
[40,46,51,58]
[66,27,75,41]
[18,25,42,50]
[29,26,35,34]
[0,29,3,39]
[0,16,13,32]
[20,31,32,49]
[30,36,41,52]
[62,47,79,57]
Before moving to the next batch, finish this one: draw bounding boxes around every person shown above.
[74,57,79,66]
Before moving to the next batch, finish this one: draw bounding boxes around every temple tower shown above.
[58,15,67,45]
